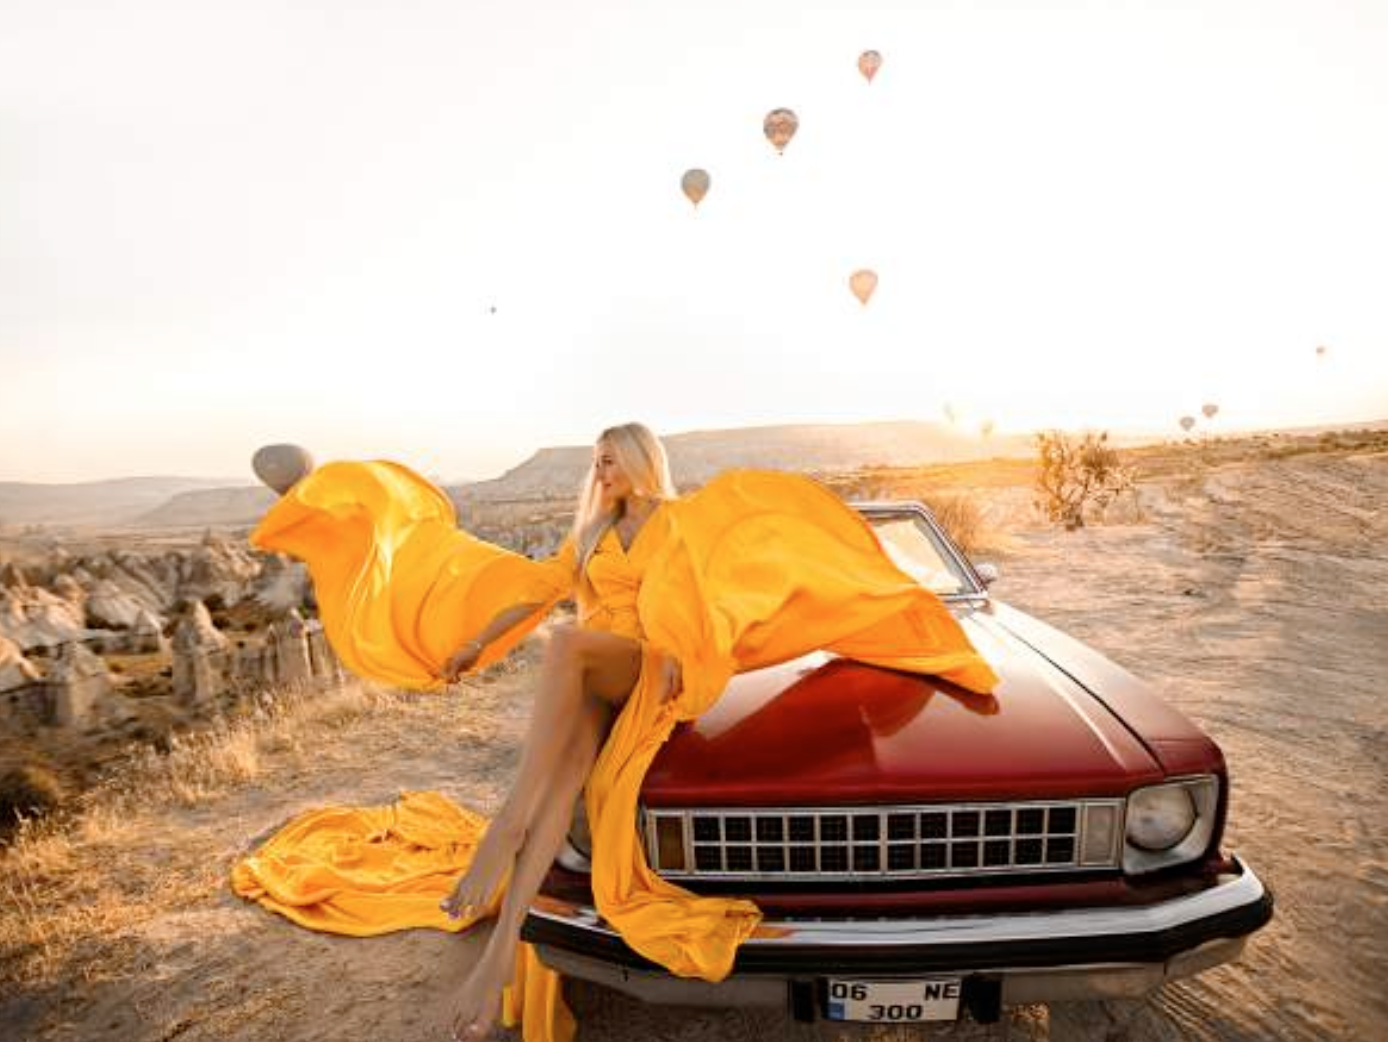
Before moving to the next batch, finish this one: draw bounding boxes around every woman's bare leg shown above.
[448,690,613,1040]
[442,625,641,919]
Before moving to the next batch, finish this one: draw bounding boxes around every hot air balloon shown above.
[680,168,710,208]
[849,269,878,305]
[858,50,882,84]
[1316,345,1328,358]
[763,108,799,154]
[980,419,995,438]
[1179,416,1196,433]
[1201,403,1219,420]
[252,444,314,495]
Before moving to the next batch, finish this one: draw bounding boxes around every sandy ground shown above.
[2,450,1385,1041]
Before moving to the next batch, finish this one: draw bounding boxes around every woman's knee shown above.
[544,624,640,700]
[545,623,584,663]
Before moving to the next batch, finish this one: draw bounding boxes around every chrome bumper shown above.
[521,857,1272,1017]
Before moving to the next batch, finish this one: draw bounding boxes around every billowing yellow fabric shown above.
[245,459,574,690]
[587,468,998,977]
[235,459,998,1039]
[231,789,493,936]
[230,790,573,1041]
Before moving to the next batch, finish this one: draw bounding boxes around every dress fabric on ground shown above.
[232,459,998,1042]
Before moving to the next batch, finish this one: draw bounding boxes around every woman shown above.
[241,422,998,1042]
[435,422,684,1040]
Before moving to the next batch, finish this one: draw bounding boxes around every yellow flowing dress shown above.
[231,459,998,1042]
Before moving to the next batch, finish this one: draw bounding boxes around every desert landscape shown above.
[1,427,1385,1041]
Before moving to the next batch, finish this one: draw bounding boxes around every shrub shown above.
[1034,430,1136,530]
[0,765,65,835]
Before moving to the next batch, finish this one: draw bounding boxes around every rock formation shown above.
[171,600,231,705]
[47,641,112,727]
[0,634,40,691]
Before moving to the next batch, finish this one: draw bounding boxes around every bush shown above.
[921,492,986,555]
[1034,430,1136,530]
[0,764,65,835]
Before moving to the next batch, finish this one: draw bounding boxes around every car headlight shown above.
[1128,785,1196,850]
[1123,777,1219,874]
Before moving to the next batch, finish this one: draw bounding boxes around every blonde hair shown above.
[570,422,676,577]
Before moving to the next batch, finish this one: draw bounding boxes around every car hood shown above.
[642,606,1166,806]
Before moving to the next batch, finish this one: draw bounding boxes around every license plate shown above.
[825,977,962,1022]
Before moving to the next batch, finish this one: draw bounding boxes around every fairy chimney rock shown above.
[173,600,229,652]
[131,608,169,654]
[267,608,312,687]
[171,600,230,705]
[48,641,112,727]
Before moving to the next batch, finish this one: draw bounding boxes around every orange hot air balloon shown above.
[858,50,882,84]
[763,108,799,154]
[1179,415,1196,433]
[1201,403,1219,420]
[681,168,711,208]
[849,269,878,305]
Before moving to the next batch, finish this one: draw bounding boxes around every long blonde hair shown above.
[570,422,676,578]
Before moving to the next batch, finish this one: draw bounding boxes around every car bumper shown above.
[521,856,1273,1020]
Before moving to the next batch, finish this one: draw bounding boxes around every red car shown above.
[523,500,1273,1026]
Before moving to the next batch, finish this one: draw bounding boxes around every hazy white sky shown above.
[2,0,1385,483]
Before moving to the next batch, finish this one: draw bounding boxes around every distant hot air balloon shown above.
[1316,345,1328,358]
[1179,415,1196,433]
[763,108,799,154]
[849,269,878,305]
[252,444,314,495]
[858,50,882,84]
[1201,403,1219,420]
[980,419,995,438]
[680,168,710,208]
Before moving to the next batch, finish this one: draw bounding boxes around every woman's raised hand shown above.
[659,652,683,702]
[439,639,484,683]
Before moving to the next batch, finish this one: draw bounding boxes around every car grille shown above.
[642,800,1125,881]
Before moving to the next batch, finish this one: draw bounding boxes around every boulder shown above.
[85,578,149,629]
[0,586,86,651]
[0,634,41,691]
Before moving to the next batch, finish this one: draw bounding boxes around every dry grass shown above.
[918,491,987,555]
[820,468,996,555]
[75,679,385,815]
[0,677,389,987]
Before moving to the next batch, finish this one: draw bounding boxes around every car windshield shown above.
[866,512,975,597]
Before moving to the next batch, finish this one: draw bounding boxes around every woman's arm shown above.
[439,600,546,682]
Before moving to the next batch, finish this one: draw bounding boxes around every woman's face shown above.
[593,440,634,506]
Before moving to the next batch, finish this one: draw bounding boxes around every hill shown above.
[457,420,1031,502]
[0,477,248,529]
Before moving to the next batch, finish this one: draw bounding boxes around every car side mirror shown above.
[975,562,1000,587]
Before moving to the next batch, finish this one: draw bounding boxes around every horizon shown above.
[4,412,1385,488]
[3,0,1386,483]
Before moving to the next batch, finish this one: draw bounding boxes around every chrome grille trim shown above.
[643,799,1125,881]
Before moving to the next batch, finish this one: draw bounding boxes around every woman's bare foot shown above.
[447,946,510,1041]
[440,814,526,921]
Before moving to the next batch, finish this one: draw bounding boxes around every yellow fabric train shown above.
[231,460,998,1042]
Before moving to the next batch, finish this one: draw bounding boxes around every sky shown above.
[1,0,1385,483]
